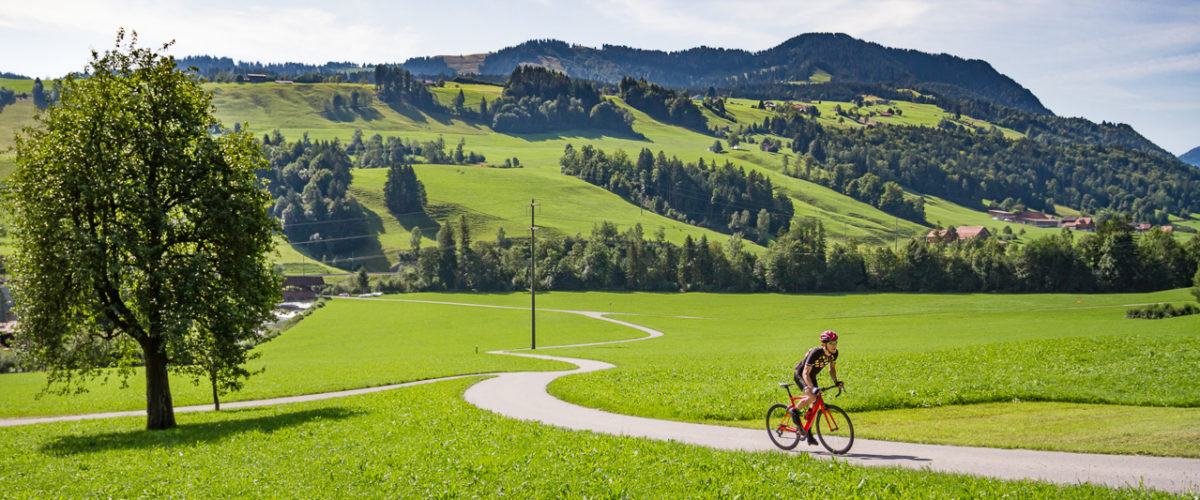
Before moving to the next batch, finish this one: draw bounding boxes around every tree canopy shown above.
[6,30,280,430]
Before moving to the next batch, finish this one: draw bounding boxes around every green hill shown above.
[3,78,1190,274]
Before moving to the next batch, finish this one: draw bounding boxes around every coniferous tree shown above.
[31,78,47,109]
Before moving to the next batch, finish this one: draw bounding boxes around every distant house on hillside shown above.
[245,74,268,83]
[282,276,325,301]
[1062,217,1094,232]
[1161,226,1174,233]
[926,226,991,244]
[988,209,1015,222]
[1133,223,1153,232]
[1015,211,1060,228]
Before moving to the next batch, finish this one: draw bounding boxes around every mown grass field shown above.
[0,298,639,418]
[0,378,1167,498]
[0,77,39,94]
[495,289,1200,457]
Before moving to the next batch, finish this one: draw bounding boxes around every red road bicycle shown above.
[766,382,854,454]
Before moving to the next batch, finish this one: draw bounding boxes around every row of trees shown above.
[559,145,794,242]
[618,77,708,131]
[383,217,1200,296]
[351,132,485,167]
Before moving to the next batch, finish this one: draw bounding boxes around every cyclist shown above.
[792,330,844,445]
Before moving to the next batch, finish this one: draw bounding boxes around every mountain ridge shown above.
[404,33,1050,116]
[1181,146,1200,167]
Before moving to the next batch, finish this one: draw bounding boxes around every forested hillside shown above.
[423,33,1047,115]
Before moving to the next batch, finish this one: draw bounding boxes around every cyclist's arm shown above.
[829,362,841,386]
[802,364,817,388]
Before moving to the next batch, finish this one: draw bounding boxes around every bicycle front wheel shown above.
[815,404,854,455]
[765,403,802,450]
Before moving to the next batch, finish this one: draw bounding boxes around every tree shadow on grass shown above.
[39,407,362,456]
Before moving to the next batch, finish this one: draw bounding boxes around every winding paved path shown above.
[4,298,1199,494]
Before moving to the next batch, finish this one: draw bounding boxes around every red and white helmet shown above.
[820,330,838,343]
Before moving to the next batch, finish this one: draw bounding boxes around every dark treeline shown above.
[258,133,368,261]
[560,145,793,243]
[721,82,1163,155]
[745,110,1199,222]
[374,65,437,109]
[179,55,369,83]
[944,97,1168,156]
[350,131,486,166]
[619,77,708,132]
[723,82,938,108]
[481,66,634,134]
[379,217,1200,295]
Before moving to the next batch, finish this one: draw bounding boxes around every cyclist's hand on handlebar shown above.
[836,380,845,388]
[812,387,822,395]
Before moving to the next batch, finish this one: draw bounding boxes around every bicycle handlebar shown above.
[816,384,845,397]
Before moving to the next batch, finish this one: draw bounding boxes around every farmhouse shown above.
[282,275,325,301]
[1015,211,1060,228]
[988,209,1016,222]
[245,73,269,83]
[926,226,991,243]
[1062,217,1095,231]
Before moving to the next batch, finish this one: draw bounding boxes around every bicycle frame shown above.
[778,383,841,434]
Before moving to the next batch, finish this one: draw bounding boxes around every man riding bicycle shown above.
[793,330,844,445]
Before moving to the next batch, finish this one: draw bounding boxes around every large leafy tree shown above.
[6,30,280,430]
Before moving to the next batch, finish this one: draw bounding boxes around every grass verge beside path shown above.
[0,378,1175,498]
[0,298,640,418]
[729,401,1200,458]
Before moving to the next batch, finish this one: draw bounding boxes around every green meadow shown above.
[0,378,1167,499]
[0,298,639,418]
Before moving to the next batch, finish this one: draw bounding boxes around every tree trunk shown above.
[144,344,177,430]
[210,369,220,411]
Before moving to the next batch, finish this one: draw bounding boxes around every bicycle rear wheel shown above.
[815,404,854,454]
[765,403,802,450]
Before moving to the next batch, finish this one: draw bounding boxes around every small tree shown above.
[711,140,723,153]
[6,30,280,430]
[355,266,370,293]
[31,78,47,109]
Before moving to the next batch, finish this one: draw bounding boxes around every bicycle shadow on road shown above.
[810,451,933,462]
[38,406,362,456]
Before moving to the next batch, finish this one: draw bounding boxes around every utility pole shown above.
[528,198,540,350]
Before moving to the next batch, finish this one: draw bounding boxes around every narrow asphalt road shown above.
[4,297,1198,494]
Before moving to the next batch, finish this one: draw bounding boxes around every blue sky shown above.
[2,0,1197,155]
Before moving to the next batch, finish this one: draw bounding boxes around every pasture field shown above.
[502,289,1200,456]
[345,163,748,269]
[0,378,1164,499]
[0,99,38,151]
[0,298,640,418]
[0,77,39,94]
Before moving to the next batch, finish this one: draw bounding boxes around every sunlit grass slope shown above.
[346,164,744,268]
